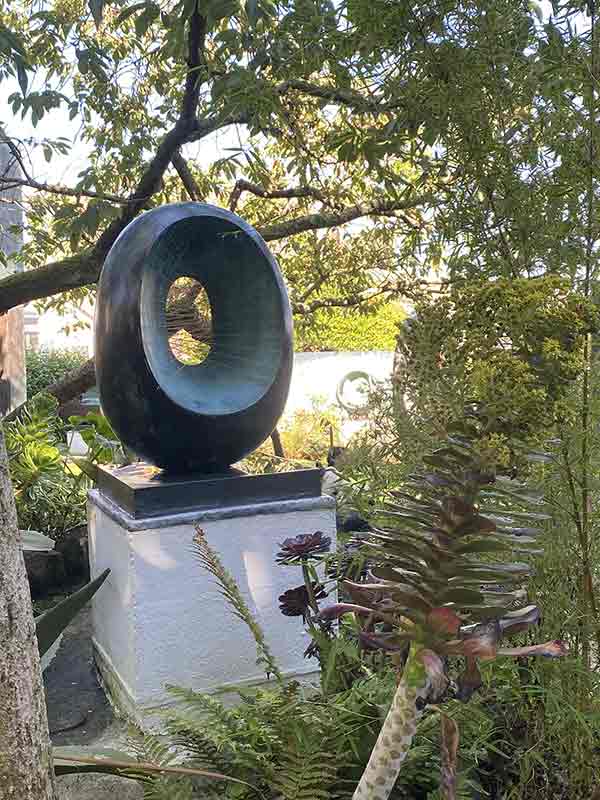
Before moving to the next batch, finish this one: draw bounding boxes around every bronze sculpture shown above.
[95,203,293,474]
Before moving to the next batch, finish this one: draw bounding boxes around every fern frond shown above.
[165,684,280,783]
[142,776,196,800]
[126,727,227,800]
[127,727,180,768]
[193,527,283,683]
[271,742,338,800]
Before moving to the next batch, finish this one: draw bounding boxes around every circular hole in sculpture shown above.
[166,276,213,365]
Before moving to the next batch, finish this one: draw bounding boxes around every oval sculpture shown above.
[94,203,293,473]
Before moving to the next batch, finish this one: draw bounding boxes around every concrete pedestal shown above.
[88,479,336,725]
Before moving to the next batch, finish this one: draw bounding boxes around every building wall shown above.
[0,141,26,414]
[284,350,394,419]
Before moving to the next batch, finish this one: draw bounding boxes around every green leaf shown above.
[114,0,148,25]
[462,606,512,622]
[438,587,484,605]
[0,25,26,56]
[36,569,110,657]
[15,57,28,94]
[134,3,160,38]
[456,538,511,554]
[245,0,258,25]
[89,0,104,27]
[53,746,249,789]
[21,530,56,551]
[53,747,140,777]
[206,0,239,23]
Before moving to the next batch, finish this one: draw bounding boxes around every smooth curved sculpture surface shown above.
[94,203,293,473]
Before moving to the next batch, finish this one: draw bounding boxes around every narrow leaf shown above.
[36,569,110,657]
[89,0,104,27]
[53,747,255,789]
[15,57,28,94]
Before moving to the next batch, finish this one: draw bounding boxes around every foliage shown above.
[69,410,130,468]
[278,402,343,463]
[119,411,560,800]
[355,406,550,634]
[476,656,600,800]
[35,568,109,657]
[52,743,246,795]
[240,401,342,473]
[4,393,89,537]
[4,393,122,537]
[330,405,567,799]
[0,0,448,328]
[26,347,89,398]
[393,276,599,445]
[193,528,283,682]
[295,302,405,353]
[339,384,600,799]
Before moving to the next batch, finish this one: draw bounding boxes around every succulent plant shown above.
[278,583,327,620]
[322,407,567,800]
[276,531,332,565]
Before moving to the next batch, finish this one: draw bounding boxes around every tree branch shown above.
[275,78,400,113]
[259,194,432,241]
[0,174,138,204]
[291,286,396,315]
[0,1,211,314]
[0,193,430,313]
[181,2,207,124]
[172,151,203,200]
[228,178,327,212]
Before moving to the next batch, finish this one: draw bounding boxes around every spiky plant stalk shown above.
[321,406,568,800]
[440,714,459,800]
[353,644,430,800]
[193,527,283,683]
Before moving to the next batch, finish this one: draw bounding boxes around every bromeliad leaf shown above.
[438,587,484,605]
[456,538,512,554]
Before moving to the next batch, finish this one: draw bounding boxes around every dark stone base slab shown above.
[96,463,323,519]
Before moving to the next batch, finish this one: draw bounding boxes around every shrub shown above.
[295,302,405,353]
[5,395,123,539]
[126,409,566,800]
[240,402,343,473]
[26,347,89,398]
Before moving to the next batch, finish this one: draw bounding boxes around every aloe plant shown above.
[35,569,110,657]
[321,407,567,800]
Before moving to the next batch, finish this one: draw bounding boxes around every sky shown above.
[0,74,241,190]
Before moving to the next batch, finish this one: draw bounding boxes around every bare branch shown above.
[275,79,400,113]
[0,130,31,183]
[228,178,327,212]
[172,151,203,200]
[259,194,433,241]
[0,175,138,204]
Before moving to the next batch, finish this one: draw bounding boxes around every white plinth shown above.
[88,488,336,724]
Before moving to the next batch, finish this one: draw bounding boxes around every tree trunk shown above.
[0,424,57,800]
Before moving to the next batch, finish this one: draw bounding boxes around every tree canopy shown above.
[0,1,599,355]
[0,5,552,309]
